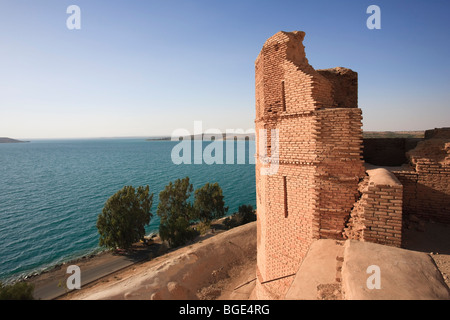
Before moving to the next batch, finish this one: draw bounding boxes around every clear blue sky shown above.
[1,0,449,139]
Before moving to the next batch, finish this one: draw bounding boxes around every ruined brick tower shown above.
[255,31,366,299]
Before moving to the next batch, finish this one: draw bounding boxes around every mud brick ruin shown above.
[254,31,450,299]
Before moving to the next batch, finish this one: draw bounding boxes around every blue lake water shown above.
[0,139,256,282]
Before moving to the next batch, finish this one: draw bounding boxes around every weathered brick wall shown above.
[391,168,418,218]
[362,129,449,224]
[255,31,365,299]
[404,130,450,223]
[256,165,317,299]
[425,128,450,139]
[344,128,449,248]
[315,108,365,239]
[254,32,449,300]
[344,168,403,247]
[363,138,423,166]
[317,68,358,109]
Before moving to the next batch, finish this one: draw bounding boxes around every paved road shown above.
[33,225,226,300]
[33,246,157,300]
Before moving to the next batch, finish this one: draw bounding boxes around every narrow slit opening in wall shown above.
[281,80,286,112]
[283,176,288,218]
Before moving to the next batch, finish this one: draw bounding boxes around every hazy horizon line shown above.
[3,128,435,141]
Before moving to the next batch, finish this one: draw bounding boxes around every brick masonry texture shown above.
[363,138,422,166]
[394,128,450,224]
[343,168,403,248]
[363,130,449,225]
[254,31,365,299]
[254,31,449,300]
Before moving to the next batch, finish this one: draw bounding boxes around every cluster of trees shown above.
[223,204,256,229]
[96,177,254,250]
[157,177,228,247]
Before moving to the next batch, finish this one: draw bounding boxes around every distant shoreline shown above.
[363,131,424,139]
[1,131,424,142]
[146,131,425,141]
[0,137,30,143]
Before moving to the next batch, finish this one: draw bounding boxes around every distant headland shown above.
[145,131,425,141]
[0,137,30,143]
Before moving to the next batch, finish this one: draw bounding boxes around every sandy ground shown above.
[58,222,257,300]
[26,218,450,300]
[402,218,450,288]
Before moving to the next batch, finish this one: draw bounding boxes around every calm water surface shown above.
[0,139,256,282]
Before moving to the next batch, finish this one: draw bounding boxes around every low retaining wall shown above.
[344,168,403,247]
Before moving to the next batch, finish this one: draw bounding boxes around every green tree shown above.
[223,204,256,229]
[97,185,153,250]
[237,204,256,224]
[157,177,196,247]
[193,182,228,224]
[0,281,34,300]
